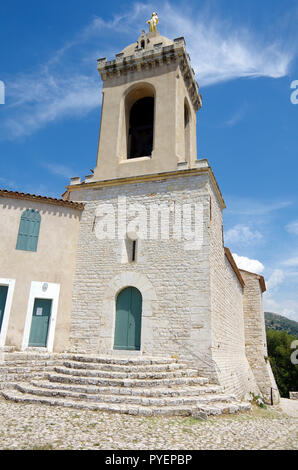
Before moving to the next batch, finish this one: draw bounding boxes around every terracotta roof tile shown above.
[0,188,84,210]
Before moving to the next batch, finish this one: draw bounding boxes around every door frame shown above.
[101,272,157,354]
[22,281,60,352]
[0,278,16,348]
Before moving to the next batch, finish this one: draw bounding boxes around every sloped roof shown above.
[0,189,84,210]
[224,247,245,288]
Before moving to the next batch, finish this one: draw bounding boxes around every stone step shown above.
[48,372,209,388]
[54,365,198,380]
[62,360,186,373]
[195,402,252,417]
[31,379,224,397]
[0,346,16,352]
[0,352,59,361]
[15,383,235,407]
[1,388,251,418]
[0,364,56,373]
[0,359,62,366]
[68,355,177,366]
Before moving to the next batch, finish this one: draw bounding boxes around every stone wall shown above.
[68,170,277,401]
[290,392,298,400]
[208,185,260,398]
[240,269,280,404]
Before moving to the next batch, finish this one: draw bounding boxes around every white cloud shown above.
[0,1,294,139]
[286,220,298,235]
[225,224,262,245]
[232,253,265,273]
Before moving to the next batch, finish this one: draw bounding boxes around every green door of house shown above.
[114,287,142,351]
[0,286,8,333]
[29,298,52,347]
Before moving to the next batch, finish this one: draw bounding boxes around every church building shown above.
[0,21,279,413]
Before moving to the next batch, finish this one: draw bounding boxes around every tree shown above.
[266,329,298,398]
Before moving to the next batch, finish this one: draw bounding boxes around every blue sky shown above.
[0,0,298,320]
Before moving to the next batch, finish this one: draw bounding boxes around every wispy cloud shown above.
[225,224,262,246]
[3,74,101,139]
[88,2,294,86]
[0,1,295,139]
[40,162,78,179]
[223,106,247,127]
[226,197,292,217]
[266,269,285,290]
[286,220,298,235]
[283,256,298,267]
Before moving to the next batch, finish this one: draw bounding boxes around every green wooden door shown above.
[114,287,142,351]
[29,298,52,347]
[0,286,8,333]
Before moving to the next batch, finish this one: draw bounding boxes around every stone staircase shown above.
[0,352,251,419]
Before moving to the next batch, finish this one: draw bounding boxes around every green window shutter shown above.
[16,209,41,252]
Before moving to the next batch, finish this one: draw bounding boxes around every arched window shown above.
[127,94,154,159]
[16,209,41,252]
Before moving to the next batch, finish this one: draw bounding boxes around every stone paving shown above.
[0,396,297,450]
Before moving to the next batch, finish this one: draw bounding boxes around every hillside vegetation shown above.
[265,311,298,337]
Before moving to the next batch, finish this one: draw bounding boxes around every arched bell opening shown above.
[119,83,156,160]
[128,97,154,159]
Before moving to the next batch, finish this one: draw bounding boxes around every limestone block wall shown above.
[208,185,260,398]
[69,173,215,374]
[240,269,280,404]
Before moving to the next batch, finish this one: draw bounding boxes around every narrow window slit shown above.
[132,240,137,262]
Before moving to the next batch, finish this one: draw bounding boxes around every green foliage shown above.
[266,328,298,398]
[250,393,267,409]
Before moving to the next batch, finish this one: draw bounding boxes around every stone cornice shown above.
[97,37,202,112]
[65,165,226,210]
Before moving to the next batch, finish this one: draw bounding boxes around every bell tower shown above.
[88,20,202,183]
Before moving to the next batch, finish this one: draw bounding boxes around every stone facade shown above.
[0,30,280,407]
[67,163,278,401]
[64,30,280,403]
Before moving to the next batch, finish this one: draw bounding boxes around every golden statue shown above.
[147,12,159,32]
